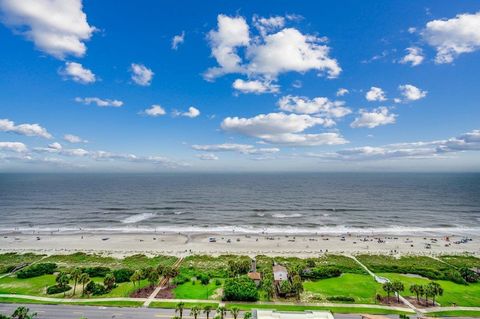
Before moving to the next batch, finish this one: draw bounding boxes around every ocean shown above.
[0,173,479,236]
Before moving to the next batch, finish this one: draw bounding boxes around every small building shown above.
[253,310,334,319]
[273,264,288,282]
[248,271,262,286]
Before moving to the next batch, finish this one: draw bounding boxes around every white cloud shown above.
[423,12,480,64]
[365,87,387,102]
[336,88,349,96]
[252,15,285,36]
[196,153,219,161]
[398,84,427,101]
[143,104,166,117]
[0,0,96,59]
[34,142,63,153]
[205,14,341,81]
[311,129,480,161]
[232,79,279,94]
[60,61,95,83]
[247,28,341,79]
[174,106,200,118]
[351,107,397,128]
[130,63,154,86]
[204,15,250,80]
[75,97,123,107]
[0,141,28,152]
[63,134,87,143]
[400,47,424,66]
[220,112,344,146]
[0,118,52,138]
[172,31,185,50]
[63,148,89,157]
[192,143,279,155]
[277,95,351,117]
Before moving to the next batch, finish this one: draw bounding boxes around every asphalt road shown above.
[0,303,367,319]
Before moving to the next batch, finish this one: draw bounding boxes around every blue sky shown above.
[0,0,479,172]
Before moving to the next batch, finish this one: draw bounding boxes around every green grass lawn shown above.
[149,301,219,309]
[427,310,480,317]
[173,279,223,299]
[379,273,480,307]
[90,278,150,298]
[226,303,412,315]
[303,273,382,304]
[0,253,45,274]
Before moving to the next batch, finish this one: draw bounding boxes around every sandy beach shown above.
[0,231,478,258]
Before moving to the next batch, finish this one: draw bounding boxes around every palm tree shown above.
[243,312,252,319]
[292,274,304,300]
[104,273,116,290]
[148,269,160,287]
[382,282,394,303]
[409,284,422,302]
[190,306,201,319]
[217,306,227,319]
[78,273,90,296]
[203,305,213,319]
[11,306,37,319]
[229,307,240,319]
[130,270,142,287]
[175,302,185,319]
[392,281,404,303]
[70,268,82,296]
[56,272,70,296]
[428,282,443,306]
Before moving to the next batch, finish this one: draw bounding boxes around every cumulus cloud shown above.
[0,141,28,152]
[143,105,166,117]
[220,112,346,146]
[232,79,279,94]
[423,12,480,64]
[204,14,341,84]
[0,0,96,59]
[310,129,480,161]
[336,88,349,96]
[365,87,387,102]
[173,106,200,118]
[60,61,95,83]
[350,107,397,128]
[75,97,123,107]
[398,84,427,101]
[400,47,424,66]
[63,134,87,143]
[130,63,154,86]
[277,95,351,117]
[0,118,52,138]
[196,153,219,161]
[172,31,185,50]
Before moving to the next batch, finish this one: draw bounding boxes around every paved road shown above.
[0,303,367,319]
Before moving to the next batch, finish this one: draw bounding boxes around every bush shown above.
[17,263,57,279]
[326,296,355,302]
[82,266,111,278]
[198,273,210,285]
[215,279,221,286]
[46,284,71,295]
[113,268,134,283]
[302,266,342,280]
[84,281,109,296]
[223,276,259,301]
[173,274,190,285]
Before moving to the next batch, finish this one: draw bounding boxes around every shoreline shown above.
[1,232,478,258]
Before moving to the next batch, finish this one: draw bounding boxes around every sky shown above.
[0,0,479,172]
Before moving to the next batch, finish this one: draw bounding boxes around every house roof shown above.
[248,272,261,280]
[273,265,288,273]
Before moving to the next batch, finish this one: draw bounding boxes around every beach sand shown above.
[0,231,478,258]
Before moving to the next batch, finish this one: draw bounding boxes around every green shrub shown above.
[223,276,259,301]
[173,274,190,285]
[82,266,111,278]
[113,268,134,283]
[302,266,342,280]
[84,281,109,296]
[326,296,355,302]
[17,263,57,279]
[46,284,71,295]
